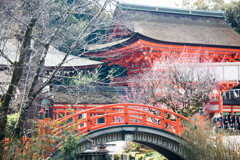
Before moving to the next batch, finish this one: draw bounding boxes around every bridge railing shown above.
[3,104,201,159]
[51,103,196,138]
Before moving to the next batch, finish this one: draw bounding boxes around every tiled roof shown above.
[0,39,102,67]
[116,2,240,47]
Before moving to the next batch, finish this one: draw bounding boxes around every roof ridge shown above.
[118,2,224,18]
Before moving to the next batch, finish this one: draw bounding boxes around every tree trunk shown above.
[0,17,37,160]
[0,62,23,159]
[0,103,8,160]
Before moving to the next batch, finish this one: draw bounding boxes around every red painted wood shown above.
[219,91,223,116]
[29,105,197,160]
[51,103,196,139]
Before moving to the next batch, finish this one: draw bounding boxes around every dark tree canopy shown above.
[225,1,240,33]
[181,0,240,34]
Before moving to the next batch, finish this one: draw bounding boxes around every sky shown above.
[120,0,182,8]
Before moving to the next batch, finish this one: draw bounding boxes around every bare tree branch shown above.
[0,49,13,65]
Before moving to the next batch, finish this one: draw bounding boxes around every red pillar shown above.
[219,91,223,116]
[199,107,204,136]
[86,111,91,132]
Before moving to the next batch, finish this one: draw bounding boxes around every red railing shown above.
[4,103,201,159]
[51,103,196,138]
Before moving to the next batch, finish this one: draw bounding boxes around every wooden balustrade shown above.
[51,103,197,138]
[4,103,203,159]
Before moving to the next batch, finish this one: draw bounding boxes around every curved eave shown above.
[85,34,140,55]
[138,33,240,49]
[85,33,240,57]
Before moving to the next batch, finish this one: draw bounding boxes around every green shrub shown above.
[4,117,83,160]
[6,113,19,137]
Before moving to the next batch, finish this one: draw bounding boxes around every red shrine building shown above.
[85,3,240,116]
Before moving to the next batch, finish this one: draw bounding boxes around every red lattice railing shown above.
[4,103,201,159]
[51,103,197,138]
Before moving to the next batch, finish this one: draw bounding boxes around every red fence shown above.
[51,103,197,138]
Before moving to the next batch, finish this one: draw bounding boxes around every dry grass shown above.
[182,122,240,160]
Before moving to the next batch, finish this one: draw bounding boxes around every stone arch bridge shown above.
[50,103,198,160]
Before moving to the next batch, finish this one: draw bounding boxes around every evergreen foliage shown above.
[225,1,240,34]
[6,113,19,137]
